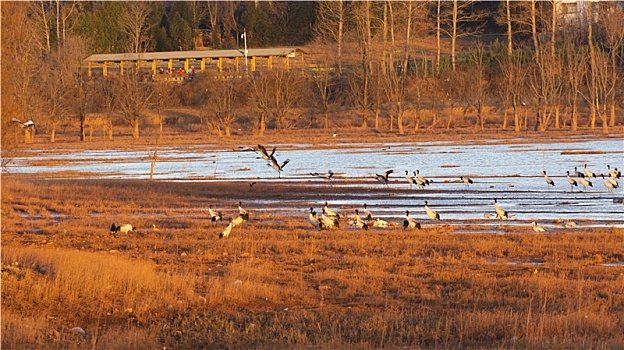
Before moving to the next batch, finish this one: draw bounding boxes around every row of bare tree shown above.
[2,1,623,149]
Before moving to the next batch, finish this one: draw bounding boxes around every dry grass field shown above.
[2,168,624,349]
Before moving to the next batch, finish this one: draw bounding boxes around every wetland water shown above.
[6,138,624,229]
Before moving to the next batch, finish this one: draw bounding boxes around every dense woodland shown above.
[1,1,623,148]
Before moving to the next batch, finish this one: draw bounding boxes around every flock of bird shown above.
[218,146,620,238]
[109,144,620,239]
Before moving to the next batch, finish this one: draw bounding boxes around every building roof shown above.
[84,47,301,63]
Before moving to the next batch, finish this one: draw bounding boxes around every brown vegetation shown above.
[2,177,623,349]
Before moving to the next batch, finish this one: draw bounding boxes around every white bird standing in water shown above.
[566,171,578,191]
[584,164,596,178]
[415,170,430,186]
[602,174,618,192]
[493,198,508,220]
[460,176,473,189]
[424,200,440,220]
[578,176,593,190]
[532,221,546,233]
[607,165,619,179]
[413,171,429,189]
[405,170,416,189]
[543,170,555,187]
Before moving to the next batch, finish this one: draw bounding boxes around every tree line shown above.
[1,1,623,148]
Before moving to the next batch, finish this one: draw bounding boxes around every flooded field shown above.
[6,137,624,230]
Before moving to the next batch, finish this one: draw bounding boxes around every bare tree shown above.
[351,1,374,128]
[31,1,52,54]
[37,39,85,143]
[462,42,490,130]
[272,69,304,131]
[249,74,272,136]
[94,77,119,140]
[112,70,155,139]
[496,47,529,132]
[562,39,588,131]
[119,1,152,53]
[206,1,220,47]
[382,62,407,134]
[438,0,487,72]
[596,3,624,127]
[151,83,175,139]
[2,2,40,146]
[55,0,78,45]
[528,47,564,132]
[310,56,337,130]
[205,76,243,136]
[314,0,347,74]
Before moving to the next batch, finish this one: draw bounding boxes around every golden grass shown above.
[2,176,624,349]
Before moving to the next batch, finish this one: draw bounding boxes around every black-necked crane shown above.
[362,204,373,221]
[493,198,508,220]
[309,208,323,230]
[566,171,578,192]
[413,171,429,189]
[543,170,555,187]
[320,212,339,229]
[532,221,546,233]
[574,166,585,178]
[375,169,394,185]
[584,164,596,178]
[323,202,340,219]
[11,118,35,129]
[405,170,416,189]
[238,201,248,216]
[578,176,593,190]
[460,176,473,189]
[219,220,233,239]
[415,170,430,186]
[231,213,248,227]
[269,157,290,178]
[403,210,421,230]
[607,165,619,179]
[257,144,276,162]
[209,205,222,222]
[310,170,334,181]
[424,200,440,220]
[353,209,369,230]
[602,174,618,192]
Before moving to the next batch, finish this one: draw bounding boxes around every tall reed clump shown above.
[1,245,202,348]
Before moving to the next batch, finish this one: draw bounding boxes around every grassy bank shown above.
[2,177,623,349]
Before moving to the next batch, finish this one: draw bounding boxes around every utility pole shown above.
[241,29,248,73]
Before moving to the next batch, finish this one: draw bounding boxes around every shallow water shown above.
[6,138,624,228]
